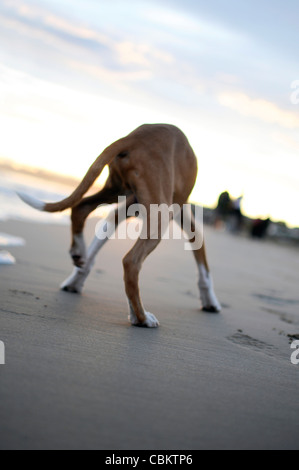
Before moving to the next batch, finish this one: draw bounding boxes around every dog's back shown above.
[110,124,198,206]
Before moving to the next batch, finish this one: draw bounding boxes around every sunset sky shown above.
[0,0,299,226]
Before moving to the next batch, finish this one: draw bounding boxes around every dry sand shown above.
[0,218,299,450]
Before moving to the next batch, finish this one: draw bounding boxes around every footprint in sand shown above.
[227,332,276,354]
[9,289,35,297]
[253,293,299,307]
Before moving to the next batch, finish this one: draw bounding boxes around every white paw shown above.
[60,267,88,294]
[143,311,160,328]
[128,307,160,328]
[200,287,222,313]
[198,264,221,313]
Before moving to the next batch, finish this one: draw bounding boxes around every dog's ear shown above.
[16,192,46,211]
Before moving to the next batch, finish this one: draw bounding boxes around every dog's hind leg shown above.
[123,237,161,327]
[122,192,174,327]
[61,195,134,293]
[177,207,221,313]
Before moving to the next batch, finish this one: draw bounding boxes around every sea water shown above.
[0,168,71,224]
[0,168,73,264]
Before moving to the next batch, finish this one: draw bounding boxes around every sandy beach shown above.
[0,218,299,450]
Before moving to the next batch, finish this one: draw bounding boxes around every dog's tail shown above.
[17,138,128,213]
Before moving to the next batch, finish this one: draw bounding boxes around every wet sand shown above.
[0,219,299,450]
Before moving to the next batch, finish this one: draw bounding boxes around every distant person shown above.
[215,191,231,228]
[251,218,270,239]
[230,195,243,232]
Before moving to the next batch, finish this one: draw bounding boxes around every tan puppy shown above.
[18,124,221,327]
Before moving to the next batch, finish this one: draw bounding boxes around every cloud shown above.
[142,2,241,44]
[67,59,152,84]
[0,0,174,77]
[273,131,299,154]
[0,0,202,111]
[157,0,299,59]
[218,91,299,130]
[115,41,173,68]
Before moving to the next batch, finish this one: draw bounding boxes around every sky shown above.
[0,0,299,226]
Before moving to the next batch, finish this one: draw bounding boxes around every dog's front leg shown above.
[70,186,121,267]
[61,227,110,293]
[70,233,87,268]
[61,197,132,293]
